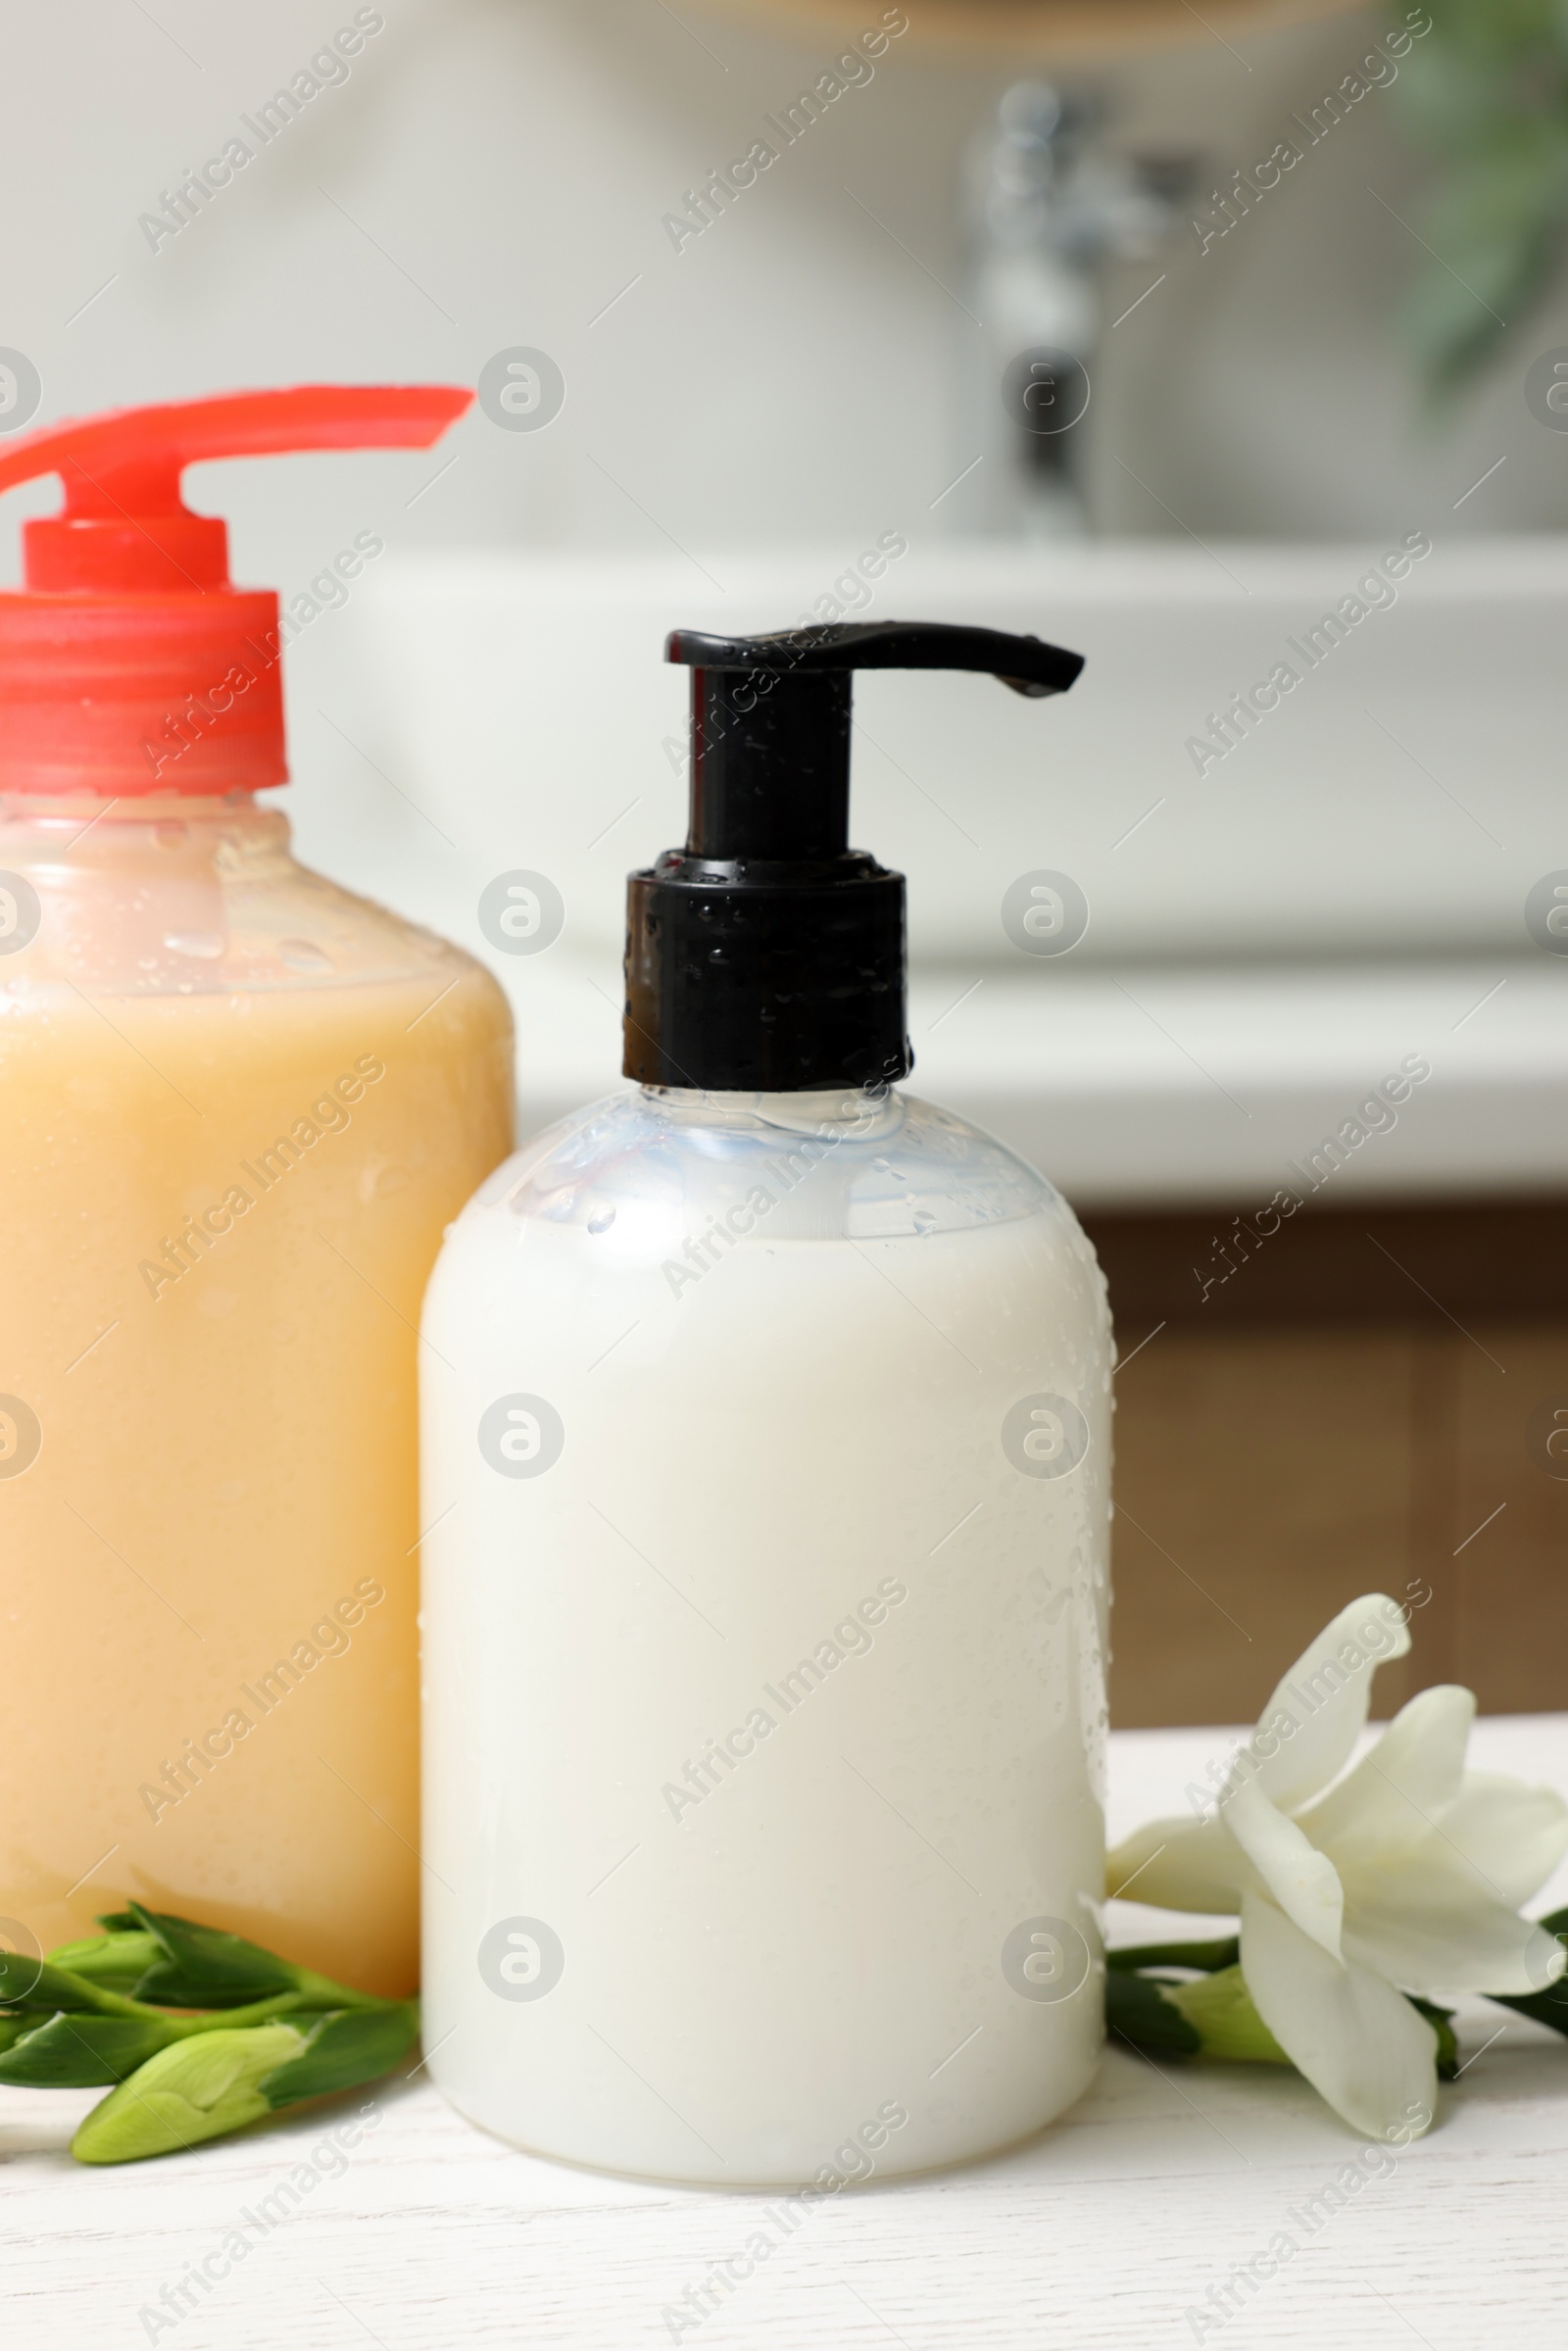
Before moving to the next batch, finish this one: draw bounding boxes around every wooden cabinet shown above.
[1086,1199,1568,1725]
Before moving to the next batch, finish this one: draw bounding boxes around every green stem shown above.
[1106,1935,1240,1975]
[1482,1911,1568,2037]
[284,1969,391,2013]
[149,1991,315,2037]
[20,1976,310,2033]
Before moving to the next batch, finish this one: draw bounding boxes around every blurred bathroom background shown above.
[12,0,1567,1723]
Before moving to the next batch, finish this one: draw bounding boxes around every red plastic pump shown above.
[0,384,471,795]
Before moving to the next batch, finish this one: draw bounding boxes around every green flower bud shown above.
[72,2021,308,2165]
[44,1931,162,1995]
[259,2002,419,2109]
[0,2010,182,2087]
[120,1903,385,2013]
[1163,1966,1291,2064]
[0,1951,140,2015]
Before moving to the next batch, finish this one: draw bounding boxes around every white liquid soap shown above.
[421,620,1113,2183]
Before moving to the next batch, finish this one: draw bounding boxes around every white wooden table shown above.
[10,1717,1568,2349]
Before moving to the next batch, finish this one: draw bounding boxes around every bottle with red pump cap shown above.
[0,388,514,1996]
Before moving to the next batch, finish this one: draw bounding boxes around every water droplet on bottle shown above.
[587,1204,616,1235]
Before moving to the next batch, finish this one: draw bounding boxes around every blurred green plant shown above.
[1397,0,1568,395]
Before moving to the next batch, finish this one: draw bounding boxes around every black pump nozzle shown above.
[623,619,1085,1094]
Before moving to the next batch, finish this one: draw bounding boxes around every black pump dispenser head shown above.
[623,619,1085,1093]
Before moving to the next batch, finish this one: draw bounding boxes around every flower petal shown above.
[1298,1685,1475,1870]
[1433,1772,1568,1910]
[1105,1812,1251,1913]
[1343,1862,1568,1996]
[1223,1770,1344,1958]
[1246,1592,1412,1813]
[1239,1889,1438,2142]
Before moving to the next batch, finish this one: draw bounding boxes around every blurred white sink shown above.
[292,538,1568,1207]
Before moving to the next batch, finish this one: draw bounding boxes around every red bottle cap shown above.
[0,383,472,797]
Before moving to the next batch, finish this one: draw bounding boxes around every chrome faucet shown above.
[962,84,1186,537]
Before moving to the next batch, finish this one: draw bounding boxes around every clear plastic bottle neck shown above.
[638,1083,905,1141]
[0,786,276,829]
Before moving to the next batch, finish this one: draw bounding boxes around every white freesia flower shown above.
[1107,1592,1568,2139]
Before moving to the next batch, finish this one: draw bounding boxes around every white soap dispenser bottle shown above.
[421,620,1112,2185]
